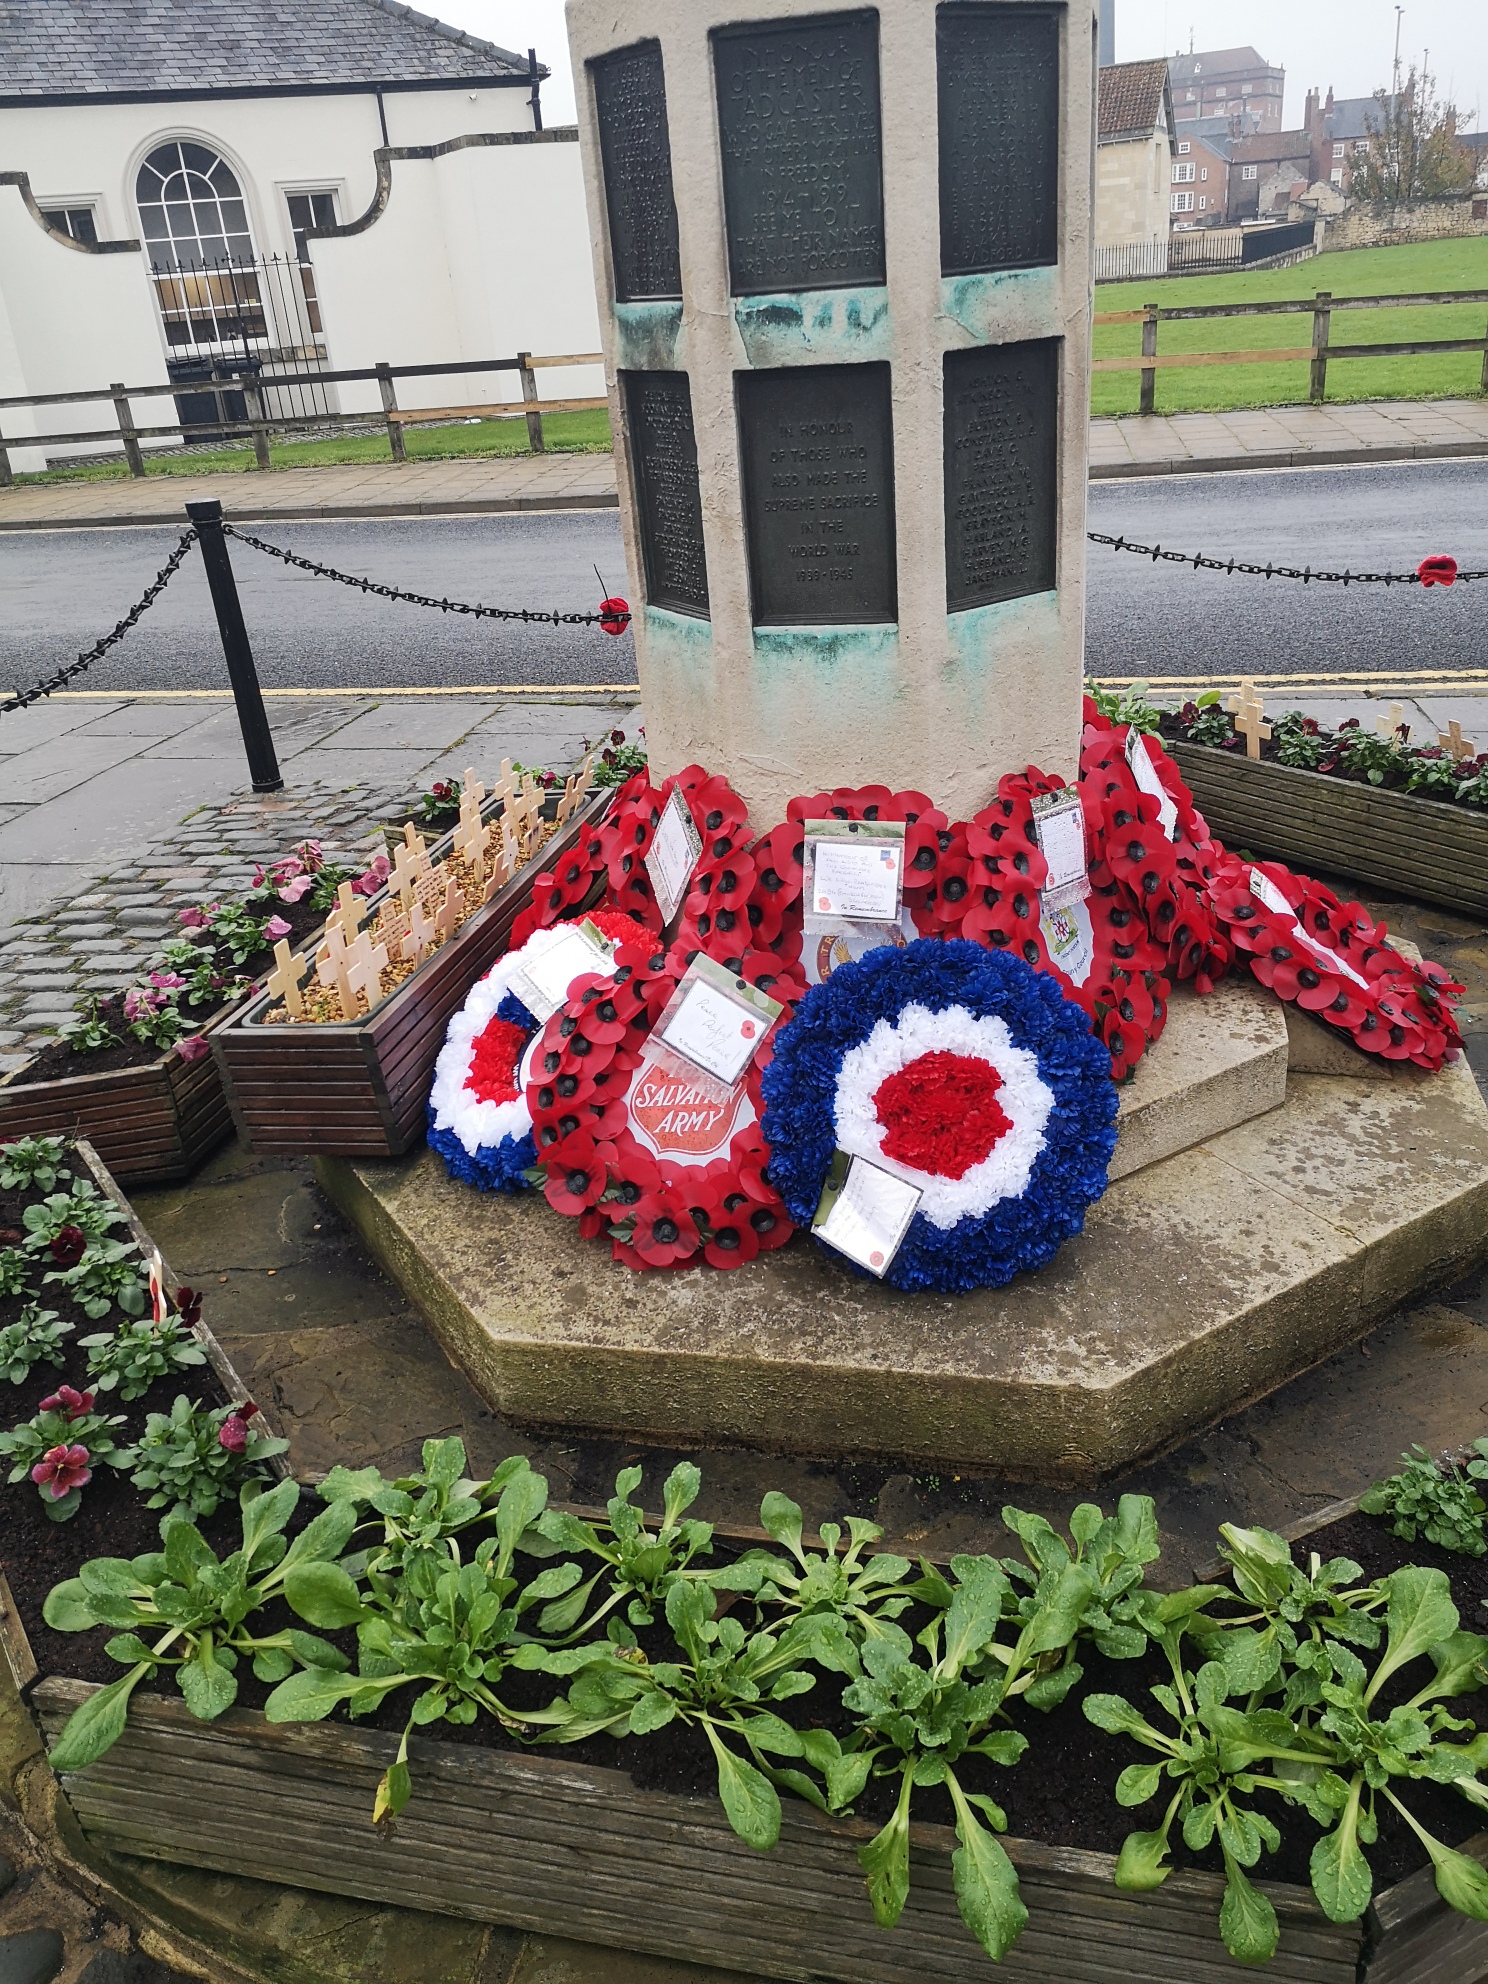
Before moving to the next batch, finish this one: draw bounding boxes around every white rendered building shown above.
[0,0,603,471]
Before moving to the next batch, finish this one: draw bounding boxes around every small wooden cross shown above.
[491,760,518,818]
[1439,720,1478,762]
[391,836,429,907]
[555,770,583,826]
[434,875,466,944]
[266,939,307,1019]
[460,766,488,815]
[483,828,515,903]
[1374,702,1408,742]
[343,928,390,1015]
[1226,678,1272,760]
[401,892,434,961]
[327,880,365,938]
[315,924,357,1021]
[453,802,489,872]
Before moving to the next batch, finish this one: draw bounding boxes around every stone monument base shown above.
[317,985,1488,1484]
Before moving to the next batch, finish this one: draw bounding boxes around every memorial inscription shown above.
[937,4,1061,275]
[623,371,710,618]
[713,11,885,297]
[591,40,683,300]
[737,362,896,626]
[943,340,1058,611]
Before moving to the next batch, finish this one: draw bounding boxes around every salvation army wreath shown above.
[427,909,655,1191]
[760,940,1119,1294]
[524,938,795,1271]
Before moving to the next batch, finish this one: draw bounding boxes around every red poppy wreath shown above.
[524,935,795,1270]
[1204,852,1464,1070]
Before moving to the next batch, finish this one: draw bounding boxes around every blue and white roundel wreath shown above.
[760,939,1119,1292]
[426,941,546,1192]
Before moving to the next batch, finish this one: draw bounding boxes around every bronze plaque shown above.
[591,40,683,301]
[943,340,1058,611]
[713,11,885,296]
[623,371,710,618]
[937,4,1060,275]
[737,362,896,626]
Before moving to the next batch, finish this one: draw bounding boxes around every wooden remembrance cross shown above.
[266,940,307,1019]
[343,929,390,1016]
[1440,720,1478,762]
[1227,679,1272,760]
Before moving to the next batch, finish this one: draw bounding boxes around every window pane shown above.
[220,199,248,233]
[140,204,170,237]
[209,159,242,196]
[40,207,66,230]
[161,172,188,202]
[180,141,216,173]
[69,207,98,243]
[286,193,310,229]
[142,143,180,177]
[165,202,194,237]
[311,191,336,227]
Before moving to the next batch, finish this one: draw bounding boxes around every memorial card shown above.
[654,955,783,1090]
[511,921,615,1022]
[644,785,704,926]
[1248,868,1372,989]
[1031,788,1090,912]
[1125,727,1179,842]
[804,820,905,928]
[813,1150,923,1278]
[1040,900,1096,987]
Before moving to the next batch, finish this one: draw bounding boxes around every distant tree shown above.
[1353,68,1477,200]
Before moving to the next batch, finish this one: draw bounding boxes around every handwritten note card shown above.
[645,787,704,925]
[814,1153,922,1278]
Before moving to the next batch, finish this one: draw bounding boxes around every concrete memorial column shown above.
[567,0,1098,824]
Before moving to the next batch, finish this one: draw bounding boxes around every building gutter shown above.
[0,72,546,110]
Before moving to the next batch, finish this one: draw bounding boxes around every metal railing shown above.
[1093,286,1488,414]
[0,350,607,485]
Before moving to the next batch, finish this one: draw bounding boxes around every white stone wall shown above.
[1095,134,1169,244]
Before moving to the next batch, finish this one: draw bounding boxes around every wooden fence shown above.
[0,350,606,486]
[1094,287,1488,414]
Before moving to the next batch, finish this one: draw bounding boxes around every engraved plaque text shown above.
[737,362,896,625]
[624,371,710,617]
[938,5,1060,275]
[592,40,683,300]
[943,340,1058,611]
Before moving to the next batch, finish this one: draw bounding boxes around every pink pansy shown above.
[264,915,292,940]
[38,1385,93,1419]
[31,1444,92,1499]
[178,906,210,931]
[150,970,187,991]
[276,873,314,903]
[217,1399,259,1455]
[352,854,391,899]
[177,1036,210,1063]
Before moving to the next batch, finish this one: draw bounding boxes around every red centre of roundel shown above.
[467,1017,529,1105]
[872,1051,1012,1180]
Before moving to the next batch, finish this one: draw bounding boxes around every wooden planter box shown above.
[1169,740,1488,919]
[0,1010,237,1188]
[211,788,610,1160]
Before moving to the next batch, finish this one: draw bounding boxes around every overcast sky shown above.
[438,0,1484,133]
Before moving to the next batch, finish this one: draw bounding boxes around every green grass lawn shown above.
[15,408,614,486]
[1093,237,1488,416]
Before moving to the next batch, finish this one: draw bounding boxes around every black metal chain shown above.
[0,528,199,716]
[1087,531,1487,586]
[223,524,634,627]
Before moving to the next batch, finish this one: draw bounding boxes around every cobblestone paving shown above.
[0,774,414,1075]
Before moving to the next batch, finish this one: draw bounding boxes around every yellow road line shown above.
[7,685,643,700]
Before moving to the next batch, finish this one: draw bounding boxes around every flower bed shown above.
[1142,693,1488,920]
[0,845,339,1185]
[7,1405,1488,1982]
[212,786,613,1158]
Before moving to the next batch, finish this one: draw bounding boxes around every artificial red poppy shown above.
[620,1191,701,1268]
[541,1133,614,1215]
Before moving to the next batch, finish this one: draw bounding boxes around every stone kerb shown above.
[567,0,1098,825]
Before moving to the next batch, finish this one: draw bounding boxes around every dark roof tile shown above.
[1098,59,1172,142]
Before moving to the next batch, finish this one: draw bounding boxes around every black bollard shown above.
[186,499,283,793]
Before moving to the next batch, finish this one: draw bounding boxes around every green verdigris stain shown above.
[942,268,1058,344]
[613,302,684,371]
[644,606,714,682]
[946,593,1060,674]
[734,289,891,367]
[752,623,900,675]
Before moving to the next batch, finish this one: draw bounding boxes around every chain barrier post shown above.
[185,500,283,792]
[1139,306,1159,417]
[376,363,407,464]
[518,352,545,453]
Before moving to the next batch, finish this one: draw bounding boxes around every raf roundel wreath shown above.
[760,939,1119,1294]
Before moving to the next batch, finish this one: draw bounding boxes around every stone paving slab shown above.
[3,399,1486,533]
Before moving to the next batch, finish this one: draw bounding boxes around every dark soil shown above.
[1156,710,1480,810]
[15,894,327,1083]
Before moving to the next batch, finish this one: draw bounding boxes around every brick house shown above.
[1170,121,1231,227]
[1168,46,1285,137]
[1233,126,1314,221]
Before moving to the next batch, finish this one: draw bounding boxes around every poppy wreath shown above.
[1079,702,1232,994]
[427,910,656,1191]
[525,939,795,1271]
[760,939,1119,1294]
[1204,853,1464,1071]
[938,766,1172,1083]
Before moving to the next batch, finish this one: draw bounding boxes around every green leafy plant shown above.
[414,778,463,828]
[120,1394,289,1520]
[1329,722,1410,788]
[1360,1444,1488,1557]
[0,1385,128,1519]
[725,1491,926,1646]
[1177,691,1236,748]
[1405,746,1466,799]
[22,1180,126,1254]
[320,1438,549,1586]
[42,1477,359,1770]
[1273,709,1331,770]
[0,1246,36,1299]
[1086,1553,1488,1963]
[0,1135,71,1192]
[533,1461,721,1633]
[0,1302,72,1385]
[59,998,120,1054]
[1084,678,1163,734]
[203,900,271,966]
[1458,756,1488,808]
[44,1238,150,1320]
[80,1313,208,1401]
[586,728,648,787]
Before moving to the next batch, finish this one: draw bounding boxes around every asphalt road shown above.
[1,458,1484,694]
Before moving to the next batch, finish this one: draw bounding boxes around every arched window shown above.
[135,141,254,268]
